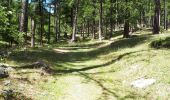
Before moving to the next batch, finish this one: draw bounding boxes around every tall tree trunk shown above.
[153,0,161,34]
[58,0,61,38]
[71,7,74,28]
[58,14,61,39]
[110,0,114,38]
[31,18,36,48]
[92,21,96,39]
[20,0,28,42]
[80,26,83,37]
[39,0,43,45]
[149,0,153,28]
[164,0,167,30]
[87,20,90,37]
[105,20,108,38]
[54,0,60,42]
[124,20,130,38]
[48,6,51,43]
[82,22,85,40]
[140,10,142,28]
[71,0,80,42]
[92,0,96,39]
[99,0,103,41]
[123,0,130,38]
[142,10,147,27]
[114,0,118,30]
[54,2,58,42]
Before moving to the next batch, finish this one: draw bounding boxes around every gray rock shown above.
[0,65,8,68]
[34,60,50,72]
[0,50,8,57]
[3,80,11,86]
[2,89,14,100]
[131,78,156,89]
[35,60,48,68]
[0,65,9,78]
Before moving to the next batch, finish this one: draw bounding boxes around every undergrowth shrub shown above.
[150,37,170,48]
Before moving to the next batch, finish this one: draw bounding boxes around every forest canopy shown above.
[0,0,167,46]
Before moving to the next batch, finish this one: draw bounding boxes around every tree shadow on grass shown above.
[54,69,142,99]
[51,50,147,74]
[79,72,145,99]
[79,72,120,98]
[65,35,150,60]
[8,35,150,65]
[10,49,148,79]
[49,49,148,99]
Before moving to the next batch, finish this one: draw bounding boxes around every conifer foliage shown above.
[0,0,168,46]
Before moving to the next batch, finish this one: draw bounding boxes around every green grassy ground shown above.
[1,30,170,100]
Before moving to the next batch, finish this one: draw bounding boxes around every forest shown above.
[0,0,170,99]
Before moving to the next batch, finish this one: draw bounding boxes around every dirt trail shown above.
[58,76,103,100]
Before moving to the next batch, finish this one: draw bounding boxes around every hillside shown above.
[1,30,170,100]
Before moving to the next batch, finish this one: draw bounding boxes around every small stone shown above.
[34,60,49,68]
[0,65,9,78]
[131,78,156,89]
[0,50,8,57]
[3,80,11,86]
[41,92,48,96]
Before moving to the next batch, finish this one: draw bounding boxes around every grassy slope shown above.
[1,30,170,100]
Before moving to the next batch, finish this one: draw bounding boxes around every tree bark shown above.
[54,2,58,42]
[31,18,36,48]
[58,10,61,39]
[87,20,90,37]
[71,0,80,42]
[123,0,130,38]
[71,7,74,28]
[153,0,161,34]
[124,20,130,38]
[48,6,51,44]
[164,0,167,30]
[99,0,103,41]
[54,0,60,42]
[110,0,114,38]
[92,0,96,40]
[83,22,85,39]
[38,0,43,45]
[20,0,28,42]
[58,1,61,39]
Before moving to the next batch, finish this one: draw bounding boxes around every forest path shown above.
[58,75,103,100]
[50,41,114,100]
[53,42,110,100]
